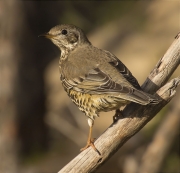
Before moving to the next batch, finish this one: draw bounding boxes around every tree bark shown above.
[58,33,180,173]
[138,88,180,173]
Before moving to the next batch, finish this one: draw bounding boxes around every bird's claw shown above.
[80,138,101,155]
[113,109,123,123]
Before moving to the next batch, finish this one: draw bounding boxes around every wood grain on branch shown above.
[138,88,180,173]
[58,33,180,173]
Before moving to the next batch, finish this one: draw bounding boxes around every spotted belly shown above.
[67,89,129,120]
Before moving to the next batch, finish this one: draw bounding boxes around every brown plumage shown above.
[42,24,159,153]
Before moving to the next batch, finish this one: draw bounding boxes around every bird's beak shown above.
[38,32,55,39]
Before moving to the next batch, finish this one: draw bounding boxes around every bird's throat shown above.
[60,47,69,61]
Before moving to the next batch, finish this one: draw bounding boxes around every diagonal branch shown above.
[138,88,180,173]
[58,33,180,173]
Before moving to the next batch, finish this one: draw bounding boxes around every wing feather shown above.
[61,48,158,105]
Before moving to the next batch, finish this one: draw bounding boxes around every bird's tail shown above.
[126,89,160,105]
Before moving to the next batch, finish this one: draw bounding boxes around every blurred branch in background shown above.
[138,88,180,173]
[45,112,86,147]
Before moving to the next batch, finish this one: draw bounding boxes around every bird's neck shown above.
[60,48,69,61]
[59,43,77,61]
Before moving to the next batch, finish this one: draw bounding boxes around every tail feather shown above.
[128,89,160,105]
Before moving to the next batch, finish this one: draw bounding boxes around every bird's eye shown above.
[61,29,67,35]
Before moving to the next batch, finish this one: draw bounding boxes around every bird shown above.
[41,24,159,153]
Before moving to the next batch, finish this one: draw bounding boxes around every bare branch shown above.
[142,33,180,93]
[138,88,180,173]
[58,33,180,173]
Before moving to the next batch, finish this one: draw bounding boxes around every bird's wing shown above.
[61,48,158,105]
[73,67,132,93]
[104,50,142,90]
[62,66,156,105]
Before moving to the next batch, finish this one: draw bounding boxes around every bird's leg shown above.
[80,126,96,151]
[80,118,100,154]
[113,109,123,123]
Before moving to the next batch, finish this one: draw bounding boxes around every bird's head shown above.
[40,24,90,51]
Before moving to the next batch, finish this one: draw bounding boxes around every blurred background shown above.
[0,0,179,173]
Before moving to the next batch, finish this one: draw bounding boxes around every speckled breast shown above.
[66,89,129,119]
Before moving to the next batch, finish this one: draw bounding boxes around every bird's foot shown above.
[113,109,123,123]
[80,138,101,155]
[80,138,96,151]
